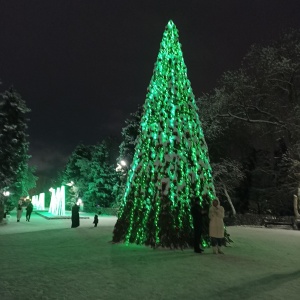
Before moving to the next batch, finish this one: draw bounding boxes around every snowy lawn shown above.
[1,212,300,300]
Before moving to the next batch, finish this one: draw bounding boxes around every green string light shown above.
[113,20,215,248]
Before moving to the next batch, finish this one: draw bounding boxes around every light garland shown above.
[113,20,215,248]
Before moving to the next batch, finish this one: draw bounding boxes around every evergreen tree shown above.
[83,141,118,210]
[118,105,143,166]
[0,87,31,221]
[63,144,93,209]
[113,21,215,248]
[113,106,143,208]
[63,141,118,211]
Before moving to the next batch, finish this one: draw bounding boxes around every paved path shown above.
[0,210,117,236]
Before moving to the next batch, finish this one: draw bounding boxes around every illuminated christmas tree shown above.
[113,20,215,248]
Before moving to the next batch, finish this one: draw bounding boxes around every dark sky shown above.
[1,0,300,176]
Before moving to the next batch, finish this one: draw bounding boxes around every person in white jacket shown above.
[209,198,225,254]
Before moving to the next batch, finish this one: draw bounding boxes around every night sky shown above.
[1,0,300,176]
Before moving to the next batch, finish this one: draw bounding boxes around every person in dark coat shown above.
[93,214,99,227]
[26,200,33,222]
[16,200,23,222]
[191,197,205,253]
[71,203,80,228]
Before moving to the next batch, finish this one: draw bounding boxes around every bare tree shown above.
[198,29,300,215]
[212,159,245,216]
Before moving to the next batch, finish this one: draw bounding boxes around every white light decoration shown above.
[32,193,45,210]
[48,186,65,216]
[116,160,127,172]
[3,191,10,196]
[116,163,122,172]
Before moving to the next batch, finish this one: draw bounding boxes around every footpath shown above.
[0,210,117,236]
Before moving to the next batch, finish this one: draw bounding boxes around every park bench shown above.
[262,218,296,229]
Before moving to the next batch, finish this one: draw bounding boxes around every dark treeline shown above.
[197,29,300,216]
[1,29,299,219]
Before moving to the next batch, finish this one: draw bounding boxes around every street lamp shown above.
[116,160,128,172]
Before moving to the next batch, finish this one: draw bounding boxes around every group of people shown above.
[71,202,99,228]
[191,196,225,255]
[14,200,98,228]
[16,199,34,222]
[16,196,222,255]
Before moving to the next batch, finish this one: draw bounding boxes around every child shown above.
[93,214,99,227]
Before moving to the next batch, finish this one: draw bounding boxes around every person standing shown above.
[93,214,99,227]
[16,199,23,222]
[71,203,80,228]
[209,198,225,254]
[26,200,33,222]
[191,197,205,253]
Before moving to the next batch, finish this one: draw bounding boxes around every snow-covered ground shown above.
[0,211,300,300]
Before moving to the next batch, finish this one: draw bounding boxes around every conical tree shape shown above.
[113,20,215,248]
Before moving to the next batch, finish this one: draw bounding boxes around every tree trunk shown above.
[294,188,300,218]
[223,184,236,216]
[0,199,4,223]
